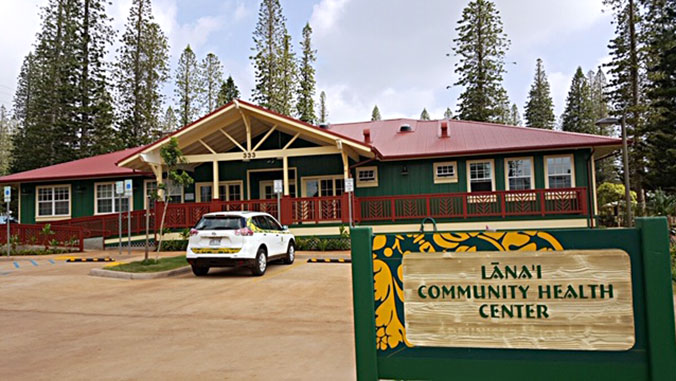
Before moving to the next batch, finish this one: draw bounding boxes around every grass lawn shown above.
[107,255,188,273]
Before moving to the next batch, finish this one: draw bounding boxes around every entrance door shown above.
[259,181,275,200]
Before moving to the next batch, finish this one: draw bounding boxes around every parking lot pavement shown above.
[0,251,356,380]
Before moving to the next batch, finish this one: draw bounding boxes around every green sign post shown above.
[349,217,676,380]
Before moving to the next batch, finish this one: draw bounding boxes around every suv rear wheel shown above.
[251,247,267,276]
[191,264,209,276]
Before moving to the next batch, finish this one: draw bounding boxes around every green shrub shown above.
[294,236,350,251]
[159,240,188,251]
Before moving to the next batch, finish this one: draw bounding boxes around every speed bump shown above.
[66,257,115,263]
[307,258,351,263]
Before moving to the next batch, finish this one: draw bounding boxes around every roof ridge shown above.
[454,119,618,140]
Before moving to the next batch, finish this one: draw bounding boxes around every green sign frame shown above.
[349,217,676,380]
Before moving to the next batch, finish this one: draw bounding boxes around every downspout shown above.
[586,149,595,228]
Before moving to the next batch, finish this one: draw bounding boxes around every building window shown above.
[95,183,130,214]
[196,182,243,202]
[144,180,158,210]
[546,155,574,188]
[468,160,494,192]
[506,158,533,190]
[166,181,184,203]
[302,176,344,197]
[356,166,378,187]
[434,161,458,184]
[36,185,70,217]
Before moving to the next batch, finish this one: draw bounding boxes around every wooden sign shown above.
[402,250,635,351]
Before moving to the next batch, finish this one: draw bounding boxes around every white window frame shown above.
[94,181,134,215]
[35,184,71,220]
[301,175,344,197]
[195,181,244,202]
[356,166,378,188]
[433,161,458,184]
[143,180,158,210]
[504,157,535,191]
[544,154,576,189]
[466,159,495,192]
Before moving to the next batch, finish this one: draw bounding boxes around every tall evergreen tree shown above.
[508,104,521,126]
[274,33,297,115]
[371,105,381,121]
[589,68,618,184]
[296,23,317,123]
[200,53,223,113]
[420,108,430,120]
[561,67,595,134]
[643,0,676,190]
[318,90,328,123]
[524,58,555,129]
[174,45,201,127]
[115,0,169,147]
[443,107,453,119]
[216,75,240,107]
[0,106,14,175]
[11,53,39,173]
[251,0,287,111]
[157,106,177,138]
[604,0,647,210]
[493,88,512,124]
[453,0,510,122]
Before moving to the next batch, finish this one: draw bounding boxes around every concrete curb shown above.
[89,266,191,280]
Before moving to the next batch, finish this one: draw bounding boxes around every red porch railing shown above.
[0,223,84,252]
[355,188,587,222]
[41,188,588,237]
[51,210,153,239]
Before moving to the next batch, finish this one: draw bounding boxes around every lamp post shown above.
[595,115,632,227]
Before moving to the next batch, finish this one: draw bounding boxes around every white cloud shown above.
[234,2,248,22]
[310,0,350,38]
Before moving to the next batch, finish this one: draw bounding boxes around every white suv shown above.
[186,211,295,276]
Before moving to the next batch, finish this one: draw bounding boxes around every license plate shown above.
[209,238,221,246]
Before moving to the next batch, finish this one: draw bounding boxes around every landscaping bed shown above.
[107,255,188,273]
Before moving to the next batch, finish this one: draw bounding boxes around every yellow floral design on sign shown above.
[372,231,563,351]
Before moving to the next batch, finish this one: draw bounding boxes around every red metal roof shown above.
[326,119,622,159]
[0,147,150,184]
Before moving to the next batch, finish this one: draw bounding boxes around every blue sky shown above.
[0,0,615,125]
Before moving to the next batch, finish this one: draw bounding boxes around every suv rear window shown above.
[194,216,244,230]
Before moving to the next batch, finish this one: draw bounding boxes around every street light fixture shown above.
[595,115,632,227]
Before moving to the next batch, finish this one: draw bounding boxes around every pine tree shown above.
[318,90,328,123]
[11,53,39,173]
[296,23,317,123]
[420,108,430,120]
[371,105,381,121]
[115,0,169,147]
[561,67,595,134]
[589,68,617,184]
[604,0,647,210]
[524,58,555,129]
[251,0,286,111]
[508,104,521,126]
[157,106,177,138]
[0,106,14,175]
[493,88,513,124]
[216,75,240,107]
[453,0,510,122]
[274,33,297,116]
[175,45,201,127]
[200,52,223,113]
[643,0,676,190]
[443,107,453,119]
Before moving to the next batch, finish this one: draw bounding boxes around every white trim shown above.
[246,167,297,200]
[544,154,576,189]
[356,166,378,188]
[591,152,598,216]
[504,157,535,191]
[466,159,496,192]
[35,184,71,220]
[195,181,244,202]
[300,175,344,197]
[143,179,157,210]
[433,161,458,184]
[94,181,134,215]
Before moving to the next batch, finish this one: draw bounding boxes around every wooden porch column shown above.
[341,150,350,180]
[283,156,290,196]
[212,160,219,200]
[150,164,164,199]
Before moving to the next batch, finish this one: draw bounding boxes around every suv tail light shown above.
[235,227,253,236]
[189,228,198,236]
